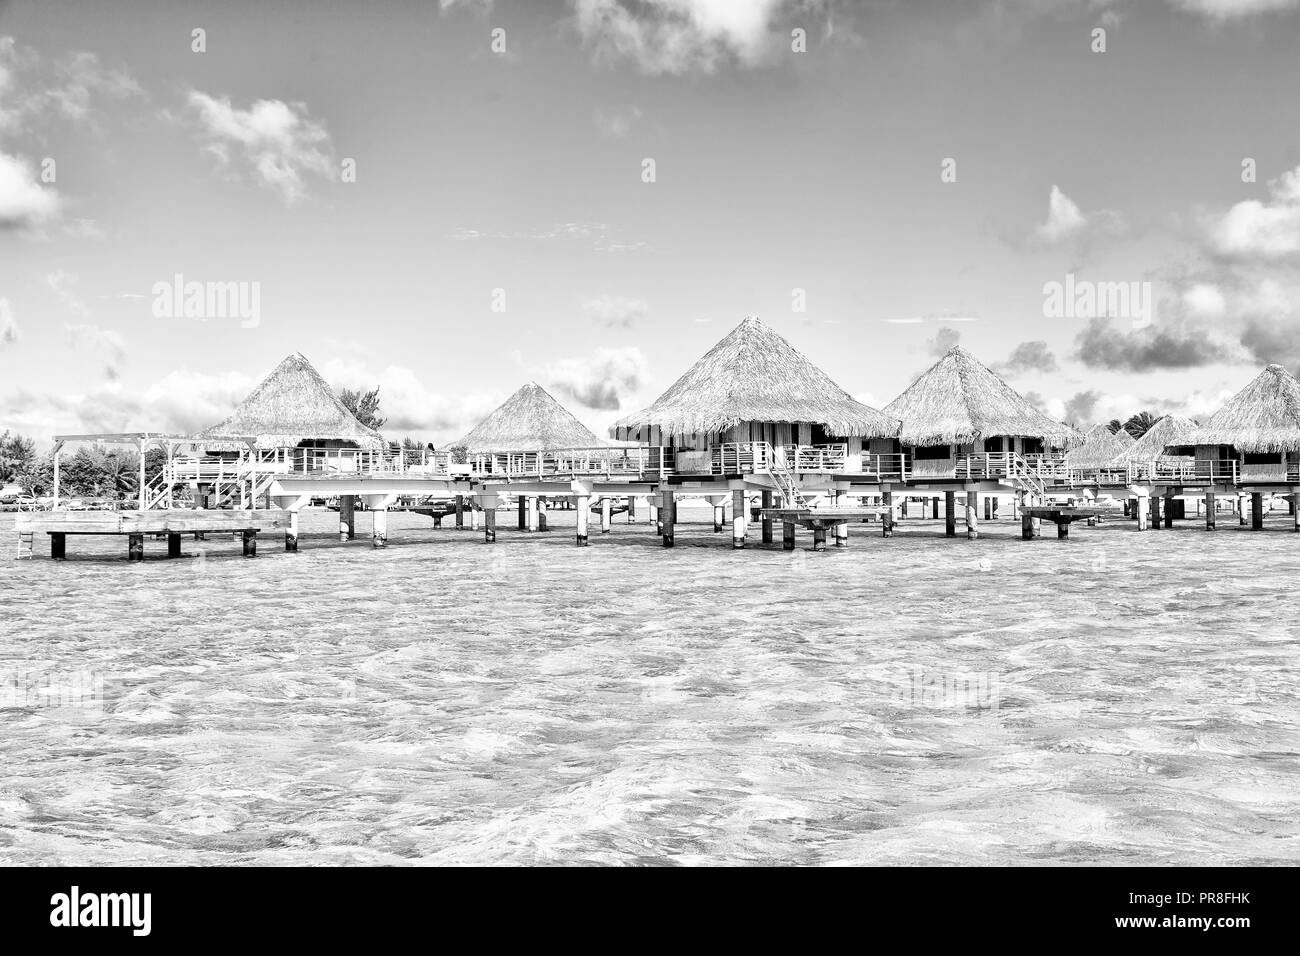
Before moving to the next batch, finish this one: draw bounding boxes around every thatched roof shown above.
[1112,414,1199,463]
[1065,427,1135,467]
[883,346,1077,447]
[453,382,602,452]
[1079,422,1115,443]
[610,316,898,439]
[196,353,384,450]
[1189,364,1300,452]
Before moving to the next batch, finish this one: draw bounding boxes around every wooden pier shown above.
[16,510,289,561]
[1023,506,1111,539]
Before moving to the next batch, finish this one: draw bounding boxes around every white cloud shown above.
[0,151,60,230]
[582,294,649,327]
[1167,0,1300,20]
[186,91,335,204]
[1208,163,1300,259]
[573,0,791,74]
[536,346,649,411]
[316,358,501,439]
[1035,185,1089,243]
[45,269,90,317]
[0,298,19,347]
[0,38,142,134]
[1182,282,1226,319]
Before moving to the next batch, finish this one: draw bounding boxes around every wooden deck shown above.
[1023,506,1111,539]
[16,509,289,560]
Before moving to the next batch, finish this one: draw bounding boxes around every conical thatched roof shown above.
[1112,414,1199,463]
[1065,427,1135,467]
[196,353,384,449]
[453,382,602,452]
[1079,422,1115,443]
[883,346,1077,447]
[1189,364,1300,452]
[611,316,898,439]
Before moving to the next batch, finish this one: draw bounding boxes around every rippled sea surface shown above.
[2,504,1299,866]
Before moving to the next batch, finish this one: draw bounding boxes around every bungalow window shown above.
[912,444,951,460]
[1022,438,1044,455]
[1243,452,1279,464]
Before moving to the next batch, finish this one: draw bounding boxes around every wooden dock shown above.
[1023,506,1111,539]
[16,509,289,560]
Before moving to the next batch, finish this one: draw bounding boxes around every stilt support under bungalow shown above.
[834,491,848,547]
[285,510,299,552]
[812,525,827,551]
[242,530,257,557]
[1164,491,1175,529]
[455,495,464,530]
[601,497,612,533]
[945,491,956,537]
[627,496,636,523]
[129,533,144,561]
[1021,512,1033,541]
[51,532,66,560]
[712,497,725,533]
[470,504,480,531]
[649,497,659,532]
[340,494,355,541]
[965,488,979,540]
[1058,521,1069,539]
[538,497,548,532]
[1252,492,1264,530]
[1239,493,1248,526]
[732,489,745,549]
[762,491,774,544]
[1151,494,1162,530]
[517,496,526,530]
[1135,492,1150,531]
[485,507,497,543]
[661,491,675,547]
[1293,489,1300,532]
[575,494,590,546]
[1205,491,1216,531]
[882,489,894,538]
[782,521,796,550]
[526,496,539,532]
[167,533,181,558]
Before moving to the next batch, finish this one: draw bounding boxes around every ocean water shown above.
[1,504,1298,866]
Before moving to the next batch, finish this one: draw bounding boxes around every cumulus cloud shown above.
[0,38,142,134]
[0,298,19,347]
[1033,184,1126,246]
[1072,316,1242,372]
[1207,163,1300,260]
[537,346,648,410]
[46,269,90,317]
[1167,0,1300,19]
[582,294,649,328]
[0,151,60,230]
[318,358,501,440]
[1062,389,1102,425]
[926,327,962,356]
[992,340,1059,376]
[573,0,796,74]
[186,91,335,204]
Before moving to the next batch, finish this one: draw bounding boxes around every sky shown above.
[1,0,1299,446]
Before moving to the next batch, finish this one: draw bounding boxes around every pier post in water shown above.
[1293,489,1300,532]
[965,488,979,540]
[285,510,299,552]
[627,496,636,523]
[371,509,387,549]
[945,491,956,537]
[1252,492,1264,530]
[455,495,464,530]
[538,497,548,532]
[782,520,795,551]
[732,489,746,549]
[762,490,774,544]
[882,488,894,538]
[484,506,497,543]
[1151,494,1162,531]
[834,491,848,547]
[1135,493,1149,531]
[1239,493,1248,526]
[128,533,144,561]
[575,494,590,546]
[661,490,675,547]
[1021,511,1033,541]
[517,496,526,530]
[51,532,66,560]
[712,496,725,533]
[241,530,257,557]
[601,497,612,533]
[649,497,659,532]
[1205,491,1216,530]
[167,533,181,558]
[526,496,538,532]
[812,525,827,551]
[1164,491,1175,529]
[1057,520,1069,539]
[340,494,355,541]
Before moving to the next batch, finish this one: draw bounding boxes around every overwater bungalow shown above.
[880,346,1076,536]
[610,315,899,546]
[453,382,602,455]
[1064,425,1135,471]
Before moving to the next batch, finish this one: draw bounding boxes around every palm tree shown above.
[1107,419,1123,434]
[1123,411,1158,438]
[339,387,386,429]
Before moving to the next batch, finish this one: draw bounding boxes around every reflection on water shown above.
[1,506,1298,865]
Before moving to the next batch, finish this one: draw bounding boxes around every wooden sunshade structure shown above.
[452,382,602,453]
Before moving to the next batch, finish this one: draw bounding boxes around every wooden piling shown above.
[526,496,538,532]
[713,501,725,533]
[882,489,894,538]
[285,511,299,552]
[1151,494,1162,530]
[661,491,675,547]
[732,489,746,549]
[627,496,636,523]
[1057,521,1069,539]
[576,494,590,546]
[517,496,526,530]
[762,490,774,544]
[834,491,848,547]
[1205,491,1216,531]
[241,530,257,557]
[1163,492,1174,529]
[166,532,182,558]
[538,498,548,532]
[1252,492,1264,530]
[51,532,66,560]
[945,490,956,538]
[601,497,612,533]
[372,509,387,549]
[812,525,827,551]
[1239,494,1248,526]
[455,494,465,530]
[1021,512,1033,541]
[965,490,979,540]
[128,533,144,561]
[485,507,497,543]
[782,521,795,551]
[340,494,355,541]
[1136,495,1149,531]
